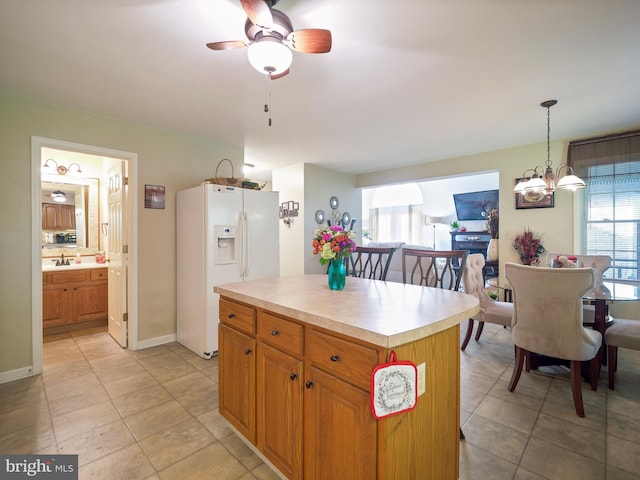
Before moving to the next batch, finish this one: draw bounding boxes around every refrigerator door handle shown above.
[237,211,245,278]
[242,211,249,278]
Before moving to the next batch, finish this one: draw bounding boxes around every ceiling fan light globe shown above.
[247,37,292,75]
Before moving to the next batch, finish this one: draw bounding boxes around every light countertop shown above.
[214,274,479,348]
[42,262,108,272]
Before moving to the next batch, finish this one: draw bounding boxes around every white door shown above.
[107,160,127,347]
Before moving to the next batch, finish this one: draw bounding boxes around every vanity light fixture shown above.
[42,159,83,176]
[514,100,586,195]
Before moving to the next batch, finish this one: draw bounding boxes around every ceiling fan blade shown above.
[240,0,273,28]
[270,68,290,80]
[288,29,332,53]
[206,40,247,51]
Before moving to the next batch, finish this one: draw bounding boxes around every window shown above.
[368,184,423,244]
[569,131,640,281]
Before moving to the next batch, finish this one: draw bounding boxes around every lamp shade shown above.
[247,37,292,75]
[426,216,443,225]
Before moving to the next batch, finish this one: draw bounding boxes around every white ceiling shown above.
[2,0,639,180]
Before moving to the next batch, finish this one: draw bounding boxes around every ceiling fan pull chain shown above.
[264,74,273,126]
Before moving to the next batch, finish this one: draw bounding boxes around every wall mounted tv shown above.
[452,189,499,221]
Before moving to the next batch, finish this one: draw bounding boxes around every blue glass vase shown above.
[328,258,346,290]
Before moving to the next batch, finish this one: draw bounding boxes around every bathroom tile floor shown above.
[1,323,639,479]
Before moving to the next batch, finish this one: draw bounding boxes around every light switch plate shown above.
[417,362,426,396]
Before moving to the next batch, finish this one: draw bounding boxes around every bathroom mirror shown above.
[41,174,100,256]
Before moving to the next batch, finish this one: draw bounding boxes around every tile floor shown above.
[0,323,639,479]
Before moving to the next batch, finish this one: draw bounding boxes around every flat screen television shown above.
[452,189,499,221]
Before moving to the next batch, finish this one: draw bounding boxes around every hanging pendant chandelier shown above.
[514,100,586,195]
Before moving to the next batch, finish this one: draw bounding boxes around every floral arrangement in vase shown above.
[512,228,546,265]
[312,225,357,265]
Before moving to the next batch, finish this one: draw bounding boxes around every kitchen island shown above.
[214,274,479,480]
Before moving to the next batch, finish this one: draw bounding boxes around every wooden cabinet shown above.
[219,298,381,480]
[42,203,76,230]
[42,268,107,327]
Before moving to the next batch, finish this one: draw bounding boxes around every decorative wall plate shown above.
[329,196,339,210]
[341,211,351,226]
[315,209,325,224]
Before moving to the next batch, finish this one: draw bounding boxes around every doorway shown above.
[31,136,139,375]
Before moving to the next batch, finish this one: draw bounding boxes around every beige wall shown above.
[0,93,242,375]
[272,163,361,276]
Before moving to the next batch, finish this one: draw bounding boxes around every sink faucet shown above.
[55,254,70,266]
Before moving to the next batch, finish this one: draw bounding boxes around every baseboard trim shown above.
[0,366,35,385]
[135,333,177,351]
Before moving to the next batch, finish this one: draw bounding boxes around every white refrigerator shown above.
[177,183,280,358]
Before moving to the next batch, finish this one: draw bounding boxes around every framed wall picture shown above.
[145,184,165,209]
[514,178,554,209]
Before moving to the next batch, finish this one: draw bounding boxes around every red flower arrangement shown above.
[512,228,546,265]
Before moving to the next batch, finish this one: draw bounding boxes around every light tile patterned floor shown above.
[1,324,639,479]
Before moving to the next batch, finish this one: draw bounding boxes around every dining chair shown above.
[505,263,602,417]
[346,246,396,280]
[605,317,640,390]
[402,248,469,439]
[460,254,514,350]
[402,249,468,290]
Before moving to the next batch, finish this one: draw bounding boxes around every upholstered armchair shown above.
[504,263,602,417]
[460,254,513,350]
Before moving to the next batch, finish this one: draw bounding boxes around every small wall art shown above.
[145,184,165,209]
[514,178,554,209]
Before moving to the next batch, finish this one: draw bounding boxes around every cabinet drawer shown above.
[90,269,108,280]
[308,329,379,391]
[50,270,88,284]
[257,312,303,357]
[219,298,256,335]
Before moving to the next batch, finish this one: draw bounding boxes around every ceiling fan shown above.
[206,0,332,80]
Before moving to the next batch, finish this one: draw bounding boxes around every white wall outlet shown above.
[417,362,426,396]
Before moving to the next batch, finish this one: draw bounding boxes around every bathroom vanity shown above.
[42,264,108,331]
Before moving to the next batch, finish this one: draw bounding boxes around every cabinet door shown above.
[304,366,376,480]
[72,281,108,323]
[59,205,76,229]
[257,342,303,479]
[42,284,70,326]
[42,204,59,229]
[219,324,257,443]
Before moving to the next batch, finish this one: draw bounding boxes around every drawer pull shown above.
[228,313,235,318]
[305,381,313,389]
[244,348,252,355]
[271,330,279,336]
[330,355,340,362]
[290,373,297,381]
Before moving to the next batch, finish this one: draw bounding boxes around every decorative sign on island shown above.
[370,350,418,419]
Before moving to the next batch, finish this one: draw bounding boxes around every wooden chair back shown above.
[402,249,469,291]
[347,247,396,280]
